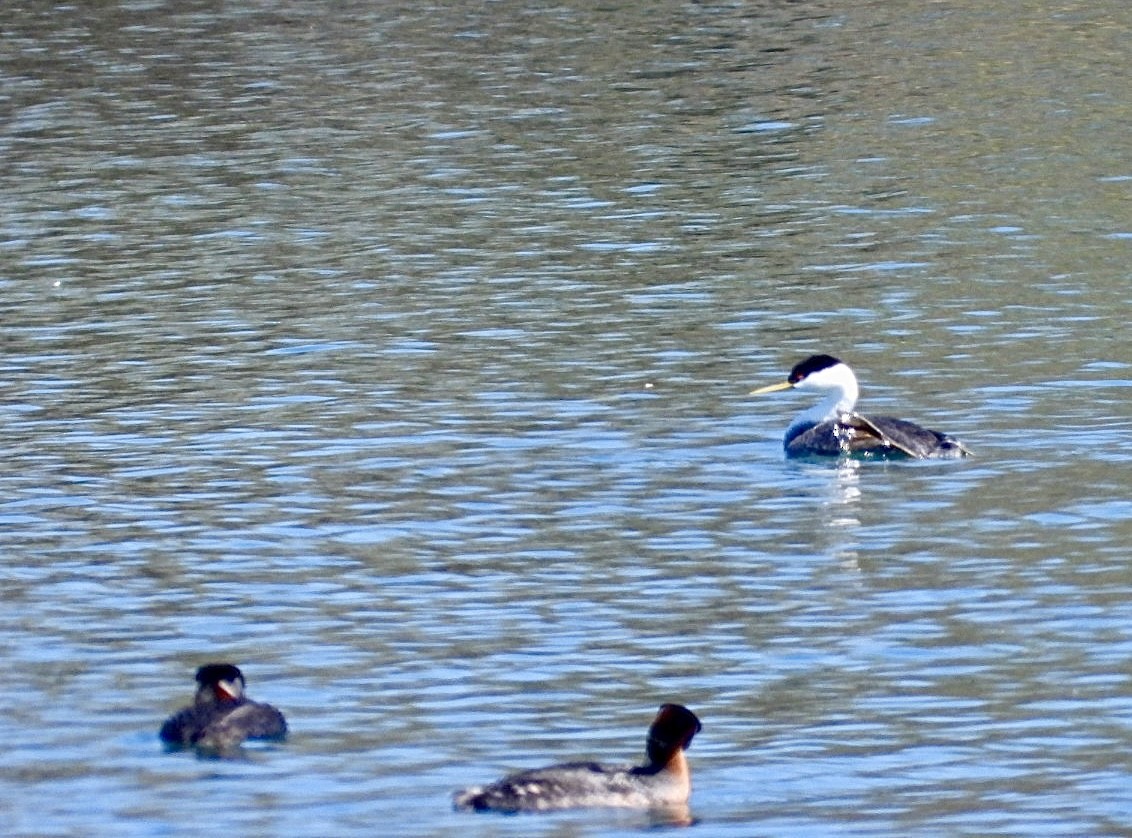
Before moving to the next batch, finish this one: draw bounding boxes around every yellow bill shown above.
[749,380,794,395]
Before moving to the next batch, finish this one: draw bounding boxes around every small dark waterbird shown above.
[453,703,702,815]
[751,354,970,459]
[159,663,287,752]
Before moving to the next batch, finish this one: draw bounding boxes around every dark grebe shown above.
[453,704,701,814]
[159,663,287,752]
[751,354,970,459]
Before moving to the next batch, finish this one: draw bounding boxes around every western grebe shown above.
[750,354,970,459]
[453,703,701,814]
[159,663,287,752]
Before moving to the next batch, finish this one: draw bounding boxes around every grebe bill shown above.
[751,354,970,460]
[453,703,701,814]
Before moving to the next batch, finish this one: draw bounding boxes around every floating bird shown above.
[453,703,701,815]
[750,354,970,459]
[159,663,287,752]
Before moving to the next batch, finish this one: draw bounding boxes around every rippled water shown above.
[3,1,1132,836]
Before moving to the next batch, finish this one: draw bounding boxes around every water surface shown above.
[2,1,1131,836]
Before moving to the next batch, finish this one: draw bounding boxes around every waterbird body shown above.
[751,354,970,460]
[159,663,287,752]
[453,703,701,815]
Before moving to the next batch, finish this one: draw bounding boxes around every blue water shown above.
[3,1,1132,836]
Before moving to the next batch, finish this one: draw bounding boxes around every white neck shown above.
[787,362,859,432]
[653,749,691,804]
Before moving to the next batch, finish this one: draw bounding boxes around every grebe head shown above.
[194,663,246,704]
[788,354,853,387]
[751,354,860,418]
[645,704,702,766]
